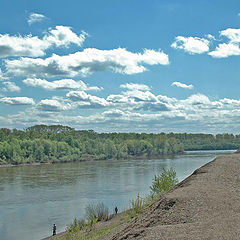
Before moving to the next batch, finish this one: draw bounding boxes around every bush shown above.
[130,193,145,214]
[150,168,178,195]
[85,202,109,223]
[95,202,109,221]
[66,217,86,237]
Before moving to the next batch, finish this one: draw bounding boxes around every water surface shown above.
[0,150,234,240]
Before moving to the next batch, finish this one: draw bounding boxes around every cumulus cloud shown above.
[37,99,72,112]
[120,83,150,91]
[44,26,88,47]
[28,13,46,25]
[208,28,240,58]
[183,93,211,105]
[0,97,35,105]
[171,36,210,54]
[23,78,101,91]
[2,81,21,92]
[5,48,169,77]
[66,90,109,108]
[102,109,125,118]
[0,26,87,58]
[106,94,129,103]
[171,81,194,89]
[133,102,170,111]
[220,28,240,43]
[107,89,172,112]
[122,90,158,102]
[2,91,240,133]
[208,43,240,58]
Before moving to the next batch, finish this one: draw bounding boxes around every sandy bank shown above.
[42,152,240,240]
[106,153,240,240]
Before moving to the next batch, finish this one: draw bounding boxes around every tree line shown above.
[0,125,238,165]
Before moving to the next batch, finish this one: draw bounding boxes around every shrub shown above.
[150,168,178,195]
[95,202,109,221]
[130,193,145,214]
[67,217,86,232]
[85,202,109,223]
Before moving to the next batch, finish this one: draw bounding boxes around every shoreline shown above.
[0,153,184,169]
[41,151,239,240]
[1,149,236,169]
[105,152,240,239]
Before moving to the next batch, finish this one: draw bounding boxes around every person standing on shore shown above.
[115,206,118,215]
[53,224,56,236]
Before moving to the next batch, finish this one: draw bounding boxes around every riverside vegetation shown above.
[0,124,239,165]
[63,168,178,240]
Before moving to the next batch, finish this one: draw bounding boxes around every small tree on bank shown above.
[150,168,178,195]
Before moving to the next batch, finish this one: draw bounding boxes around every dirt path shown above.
[105,153,240,240]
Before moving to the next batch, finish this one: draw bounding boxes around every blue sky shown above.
[1,0,240,133]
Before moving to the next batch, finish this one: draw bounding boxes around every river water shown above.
[0,150,234,240]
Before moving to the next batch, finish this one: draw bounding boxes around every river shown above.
[0,150,234,240]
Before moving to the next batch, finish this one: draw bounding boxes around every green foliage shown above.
[0,125,186,165]
[65,203,113,240]
[150,168,178,195]
[67,217,86,234]
[130,193,145,214]
[66,222,118,240]
[0,124,239,165]
[85,202,109,223]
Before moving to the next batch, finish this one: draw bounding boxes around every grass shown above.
[65,223,119,240]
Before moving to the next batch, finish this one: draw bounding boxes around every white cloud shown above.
[106,94,129,103]
[2,91,240,133]
[44,26,87,47]
[208,43,240,58]
[23,78,101,91]
[27,13,46,25]
[5,48,169,77]
[220,28,240,43]
[0,97,35,105]
[37,99,72,112]
[183,93,211,105]
[171,81,194,89]
[107,90,172,112]
[133,102,170,111]
[102,109,125,118]
[2,81,20,92]
[122,90,158,102]
[66,90,109,108]
[171,36,210,54]
[0,26,87,58]
[120,83,150,91]
[208,28,240,58]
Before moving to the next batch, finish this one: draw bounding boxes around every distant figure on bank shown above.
[53,224,56,236]
[115,206,118,215]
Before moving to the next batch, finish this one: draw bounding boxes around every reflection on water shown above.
[0,150,234,240]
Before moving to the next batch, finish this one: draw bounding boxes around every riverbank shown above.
[0,153,182,168]
[43,152,240,240]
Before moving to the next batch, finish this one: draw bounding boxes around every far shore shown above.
[0,149,236,169]
[0,153,183,168]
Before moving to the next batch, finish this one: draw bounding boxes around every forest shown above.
[0,124,239,165]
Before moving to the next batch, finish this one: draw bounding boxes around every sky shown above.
[1,0,240,133]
